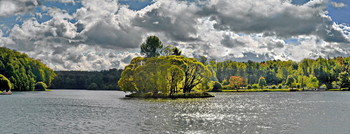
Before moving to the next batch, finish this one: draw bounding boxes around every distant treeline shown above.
[206,56,350,89]
[50,69,123,90]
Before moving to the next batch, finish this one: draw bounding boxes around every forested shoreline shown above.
[207,56,350,90]
[0,47,56,91]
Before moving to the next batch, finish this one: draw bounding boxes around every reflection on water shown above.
[1,90,350,133]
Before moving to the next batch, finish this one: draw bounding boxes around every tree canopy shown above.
[118,55,212,94]
[50,69,123,90]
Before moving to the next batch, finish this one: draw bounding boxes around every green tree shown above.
[118,66,137,93]
[0,74,12,92]
[180,57,211,93]
[167,65,185,95]
[140,36,164,57]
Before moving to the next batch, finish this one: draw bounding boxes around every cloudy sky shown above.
[0,0,349,71]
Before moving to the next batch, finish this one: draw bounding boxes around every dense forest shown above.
[0,47,56,91]
[50,69,123,90]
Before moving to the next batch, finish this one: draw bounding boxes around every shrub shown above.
[246,84,252,89]
[212,81,222,92]
[278,84,283,89]
[35,82,47,91]
[252,84,259,89]
[332,81,339,89]
[320,84,327,89]
[222,85,230,89]
[87,83,98,90]
[271,85,276,89]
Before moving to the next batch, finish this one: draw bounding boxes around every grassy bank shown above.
[125,92,214,98]
[327,88,349,91]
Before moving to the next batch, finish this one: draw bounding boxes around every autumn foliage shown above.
[229,76,246,89]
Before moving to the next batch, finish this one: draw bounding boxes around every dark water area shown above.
[1,90,350,134]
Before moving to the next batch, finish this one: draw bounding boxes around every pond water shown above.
[1,90,350,134]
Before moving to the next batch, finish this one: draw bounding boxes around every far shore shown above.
[213,88,349,92]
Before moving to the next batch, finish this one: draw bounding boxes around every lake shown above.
[1,90,350,134]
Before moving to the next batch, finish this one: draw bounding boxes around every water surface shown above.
[1,90,350,133]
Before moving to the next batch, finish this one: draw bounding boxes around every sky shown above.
[0,0,349,71]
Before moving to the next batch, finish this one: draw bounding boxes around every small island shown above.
[118,36,215,98]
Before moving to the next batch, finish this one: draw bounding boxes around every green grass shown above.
[222,88,302,92]
[327,88,349,91]
[45,89,52,91]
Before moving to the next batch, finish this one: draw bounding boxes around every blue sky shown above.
[0,0,349,70]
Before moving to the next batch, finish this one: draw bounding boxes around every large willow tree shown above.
[0,47,56,91]
[118,56,212,94]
